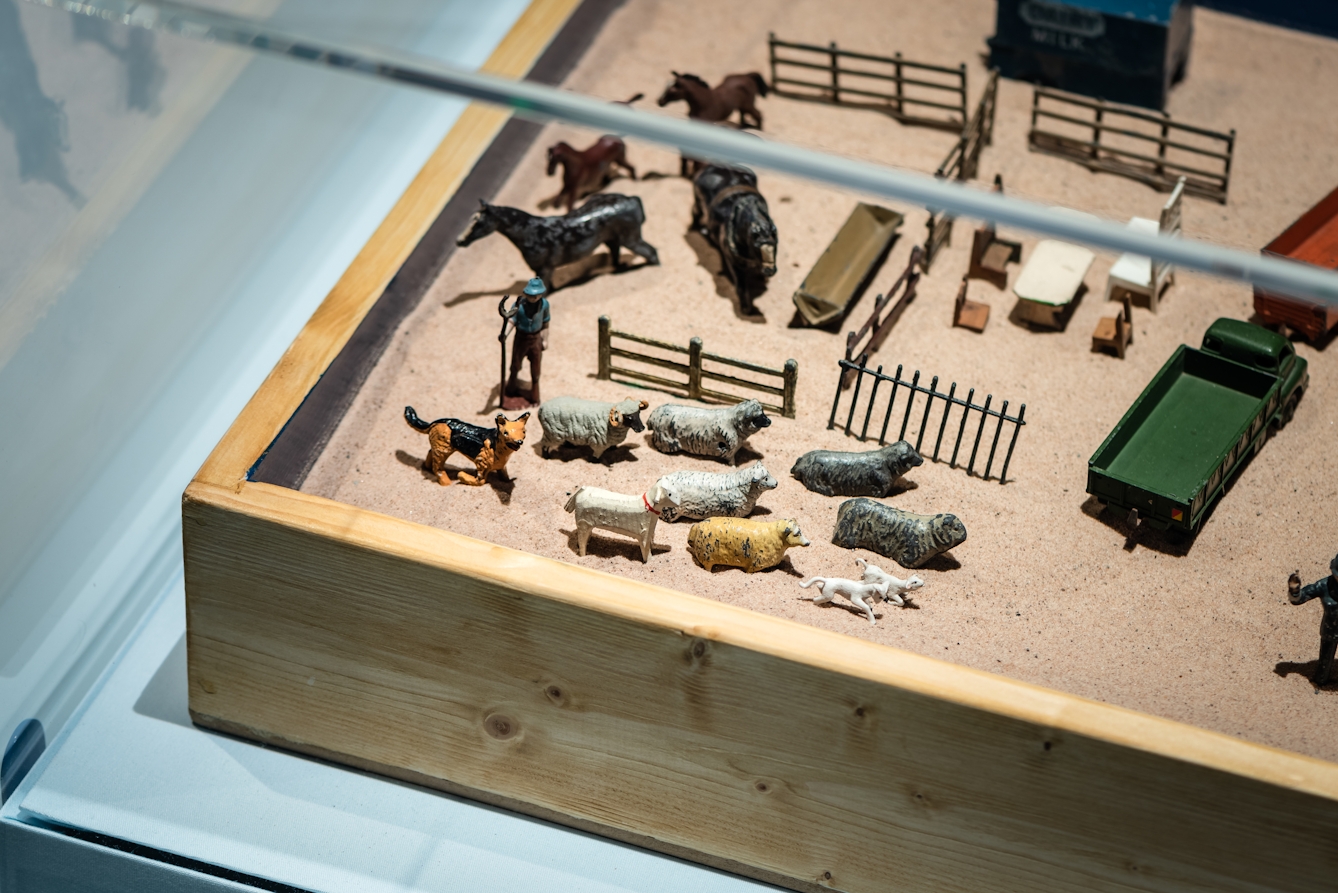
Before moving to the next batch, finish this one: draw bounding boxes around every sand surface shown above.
[304,1,1338,761]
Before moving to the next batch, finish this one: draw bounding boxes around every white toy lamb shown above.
[799,558,924,625]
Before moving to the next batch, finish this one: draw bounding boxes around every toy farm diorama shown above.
[292,1,1338,763]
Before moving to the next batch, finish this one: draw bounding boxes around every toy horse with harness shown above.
[692,164,778,315]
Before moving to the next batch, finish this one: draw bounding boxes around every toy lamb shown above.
[564,480,678,563]
[538,396,649,459]
[799,559,923,625]
[646,399,772,462]
[655,462,778,522]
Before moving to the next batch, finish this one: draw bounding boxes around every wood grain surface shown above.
[186,479,1338,893]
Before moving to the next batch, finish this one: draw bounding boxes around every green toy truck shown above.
[1087,318,1308,533]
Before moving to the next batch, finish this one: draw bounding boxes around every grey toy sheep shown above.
[832,498,966,568]
[656,462,778,522]
[646,399,771,462]
[790,442,923,497]
[538,396,649,459]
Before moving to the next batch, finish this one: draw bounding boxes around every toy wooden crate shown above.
[183,2,1338,891]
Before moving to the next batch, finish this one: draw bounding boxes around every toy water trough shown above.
[793,202,903,327]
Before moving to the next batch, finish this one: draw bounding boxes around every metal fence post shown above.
[1157,113,1169,179]
[1092,102,1104,161]
[782,358,798,419]
[957,63,968,128]
[597,315,612,379]
[1222,129,1236,200]
[999,403,1025,484]
[768,32,777,93]
[894,52,904,118]
[688,336,703,400]
[829,41,840,102]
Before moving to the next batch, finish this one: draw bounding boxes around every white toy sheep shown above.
[655,462,778,522]
[563,480,678,563]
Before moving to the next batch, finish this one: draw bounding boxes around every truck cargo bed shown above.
[1104,373,1259,498]
[1091,347,1275,501]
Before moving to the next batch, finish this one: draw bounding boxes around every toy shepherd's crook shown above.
[497,294,517,410]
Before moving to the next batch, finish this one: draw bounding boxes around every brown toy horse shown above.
[404,407,529,486]
[657,71,768,128]
[657,72,768,174]
[546,136,637,212]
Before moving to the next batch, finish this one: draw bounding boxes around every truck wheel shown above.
[1281,392,1301,427]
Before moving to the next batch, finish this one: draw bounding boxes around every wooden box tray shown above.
[1255,183,1338,344]
[183,3,1338,892]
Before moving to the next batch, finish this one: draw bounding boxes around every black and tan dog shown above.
[404,407,529,486]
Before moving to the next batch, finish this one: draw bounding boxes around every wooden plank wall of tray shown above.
[183,3,1338,892]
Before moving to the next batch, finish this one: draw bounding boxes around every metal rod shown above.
[860,373,881,442]
[881,365,903,445]
[57,0,1338,305]
[999,403,1025,484]
[933,381,956,461]
[967,394,992,476]
[984,399,1007,481]
[916,376,937,452]
[899,370,920,441]
[950,388,974,467]
[844,365,864,435]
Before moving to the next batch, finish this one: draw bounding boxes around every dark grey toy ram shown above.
[790,441,923,498]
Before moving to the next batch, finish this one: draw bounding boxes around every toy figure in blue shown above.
[1289,554,1338,686]
[504,278,551,405]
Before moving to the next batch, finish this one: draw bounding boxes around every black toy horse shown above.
[691,164,778,315]
[457,194,659,291]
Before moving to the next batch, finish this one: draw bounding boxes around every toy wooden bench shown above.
[1092,293,1134,358]
[953,274,989,331]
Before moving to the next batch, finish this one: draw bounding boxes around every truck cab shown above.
[1200,317,1307,420]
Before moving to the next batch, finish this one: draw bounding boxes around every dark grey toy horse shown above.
[691,164,778,315]
[457,194,659,290]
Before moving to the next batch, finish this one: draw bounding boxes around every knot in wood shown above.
[484,712,519,740]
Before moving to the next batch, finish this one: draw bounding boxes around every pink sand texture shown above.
[304,1,1338,761]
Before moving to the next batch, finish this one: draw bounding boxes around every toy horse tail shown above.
[404,406,432,433]
[749,72,769,96]
[564,487,583,513]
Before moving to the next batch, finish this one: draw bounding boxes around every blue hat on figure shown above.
[523,277,547,297]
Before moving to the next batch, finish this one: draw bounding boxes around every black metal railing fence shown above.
[828,359,1025,483]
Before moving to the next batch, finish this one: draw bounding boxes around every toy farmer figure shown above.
[1289,553,1338,685]
[504,278,550,405]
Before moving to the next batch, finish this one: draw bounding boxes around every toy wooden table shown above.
[1012,239,1096,328]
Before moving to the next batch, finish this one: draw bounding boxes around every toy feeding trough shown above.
[793,202,903,327]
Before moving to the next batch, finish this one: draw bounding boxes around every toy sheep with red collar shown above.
[564,480,678,562]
